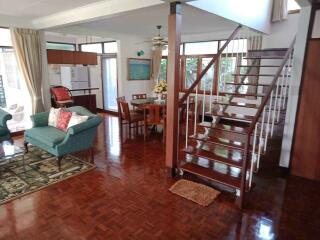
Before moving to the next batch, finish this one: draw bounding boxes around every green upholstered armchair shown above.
[24,106,102,170]
[0,108,12,143]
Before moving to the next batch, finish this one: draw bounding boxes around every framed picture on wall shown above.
[127,58,152,80]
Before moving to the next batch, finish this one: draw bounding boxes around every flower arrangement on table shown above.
[153,80,167,101]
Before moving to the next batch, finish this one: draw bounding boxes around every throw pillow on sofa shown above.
[48,107,61,127]
[67,113,89,129]
[56,109,72,131]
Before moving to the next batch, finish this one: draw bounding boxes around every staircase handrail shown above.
[179,24,242,105]
[247,38,296,135]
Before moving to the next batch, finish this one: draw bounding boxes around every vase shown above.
[157,94,162,101]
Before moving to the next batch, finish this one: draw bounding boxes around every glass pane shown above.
[103,42,118,53]
[288,0,301,11]
[0,48,32,132]
[46,42,75,51]
[162,44,183,56]
[185,41,218,55]
[219,56,237,92]
[0,28,12,47]
[200,58,215,91]
[220,39,247,53]
[81,43,102,54]
[185,58,198,88]
[102,57,118,111]
[160,59,167,81]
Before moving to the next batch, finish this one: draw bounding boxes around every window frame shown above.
[161,39,247,95]
[79,41,117,54]
[46,41,76,51]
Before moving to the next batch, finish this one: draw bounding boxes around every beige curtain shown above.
[10,28,44,113]
[272,0,288,22]
[247,35,263,98]
[151,46,163,82]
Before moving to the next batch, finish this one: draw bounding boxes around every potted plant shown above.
[153,79,167,101]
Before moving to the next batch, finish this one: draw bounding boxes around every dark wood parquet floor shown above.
[0,113,319,240]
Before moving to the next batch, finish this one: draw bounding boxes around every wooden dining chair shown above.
[144,104,166,142]
[132,93,147,112]
[132,93,147,100]
[116,96,144,139]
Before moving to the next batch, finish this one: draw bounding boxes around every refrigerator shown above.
[60,66,90,95]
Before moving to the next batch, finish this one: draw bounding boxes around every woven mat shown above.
[169,179,220,206]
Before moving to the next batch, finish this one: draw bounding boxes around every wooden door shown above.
[291,40,320,180]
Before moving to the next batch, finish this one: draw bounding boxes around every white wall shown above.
[187,0,273,34]
[280,6,312,168]
[116,35,154,101]
[76,34,154,107]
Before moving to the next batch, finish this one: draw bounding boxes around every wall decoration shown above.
[137,50,145,56]
[128,58,151,80]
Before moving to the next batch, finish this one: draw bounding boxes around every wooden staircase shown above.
[178,26,295,208]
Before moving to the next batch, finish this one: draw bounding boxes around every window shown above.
[46,42,76,51]
[185,41,218,55]
[162,44,184,56]
[80,43,103,54]
[103,42,118,53]
[80,41,118,54]
[288,0,301,13]
[160,39,247,94]
[0,28,32,132]
[160,59,167,81]
[0,28,12,47]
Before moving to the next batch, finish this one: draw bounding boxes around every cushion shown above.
[25,126,66,148]
[56,109,72,132]
[48,107,61,127]
[67,113,89,129]
[51,88,71,101]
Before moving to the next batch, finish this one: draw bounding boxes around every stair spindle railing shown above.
[243,38,296,196]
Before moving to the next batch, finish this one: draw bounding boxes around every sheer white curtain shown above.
[151,46,163,82]
[272,0,288,22]
[10,28,44,113]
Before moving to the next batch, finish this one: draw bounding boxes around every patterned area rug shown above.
[0,145,94,204]
[169,179,220,206]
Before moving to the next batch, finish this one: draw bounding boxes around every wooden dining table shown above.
[130,97,166,109]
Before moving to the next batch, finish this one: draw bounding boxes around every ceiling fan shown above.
[135,25,168,49]
[150,25,168,47]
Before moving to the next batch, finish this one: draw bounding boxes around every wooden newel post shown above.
[165,1,182,177]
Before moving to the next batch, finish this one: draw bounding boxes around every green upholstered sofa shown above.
[0,109,12,143]
[24,106,102,170]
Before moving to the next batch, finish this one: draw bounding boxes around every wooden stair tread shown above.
[191,133,245,149]
[212,100,260,108]
[181,162,241,189]
[248,48,288,52]
[244,56,285,59]
[184,146,243,168]
[237,65,291,68]
[199,122,249,134]
[220,91,265,98]
[233,73,276,77]
[212,112,254,122]
[225,82,270,87]
[225,82,289,87]
[191,133,256,151]
[232,74,291,77]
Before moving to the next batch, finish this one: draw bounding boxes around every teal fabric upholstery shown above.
[25,126,66,148]
[0,109,12,142]
[25,106,102,158]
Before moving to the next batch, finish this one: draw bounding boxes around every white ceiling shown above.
[0,0,104,19]
[62,4,237,38]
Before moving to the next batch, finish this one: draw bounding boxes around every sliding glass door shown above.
[102,56,118,111]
